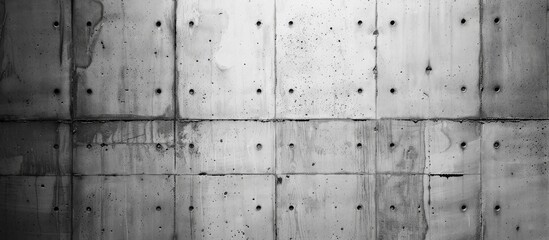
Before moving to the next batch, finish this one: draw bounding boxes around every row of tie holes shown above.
[50,16,502,30]
[63,16,502,96]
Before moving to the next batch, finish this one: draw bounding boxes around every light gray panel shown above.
[176,121,275,174]
[177,0,275,119]
[276,120,375,174]
[176,175,275,240]
[377,0,480,118]
[73,0,174,119]
[482,122,549,239]
[277,175,375,240]
[276,0,376,118]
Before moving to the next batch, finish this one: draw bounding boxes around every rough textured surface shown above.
[176,121,274,174]
[74,121,174,175]
[276,120,376,173]
[1,0,548,239]
[276,0,376,118]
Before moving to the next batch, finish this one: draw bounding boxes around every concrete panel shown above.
[74,121,174,175]
[177,0,275,119]
[277,175,375,240]
[377,174,481,239]
[425,175,481,240]
[377,120,426,174]
[276,0,376,118]
[176,175,274,240]
[377,0,480,118]
[482,122,549,239]
[73,175,174,240]
[481,0,548,118]
[378,120,481,174]
[0,176,71,240]
[0,122,71,175]
[176,121,274,174]
[376,175,427,239]
[73,0,174,119]
[276,121,375,174]
[425,121,481,174]
[0,0,71,119]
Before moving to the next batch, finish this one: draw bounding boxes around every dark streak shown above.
[428,173,464,178]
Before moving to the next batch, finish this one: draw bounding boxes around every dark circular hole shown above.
[256,21,262,26]
[461,86,467,92]
[256,143,262,150]
[289,143,294,148]
[156,143,162,149]
[86,144,92,149]
[86,207,92,212]
[494,17,500,23]
[289,205,294,211]
[390,205,396,211]
[156,206,161,211]
[357,205,363,210]
[156,21,161,27]
[189,21,194,27]
[494,86,500,92]
[390,88,396,94]
[53,21,60,27]
[53,206,59,211]
[189,89,195,95]
[257,88,262,94]
[288,21,294,26]
[289,88,294,94]
[189,143,195,149]
[461,18,466,24]
[189,206,194,211]
[86,21,92,27]
[390,20,396,26]
[460,142,467,149]
[53,88,60,95]
[461,205,467,212]
[156,88,162,94]
[516,226,520,231]
[389,142,395,148]
[357,143,362,148]
[493,141,500,149]
[53,144,59,149]
[358,20,363,25]
[256,205,261,211]
[86,89,93,94]
[357,88,363,94]
[494,205,501,211]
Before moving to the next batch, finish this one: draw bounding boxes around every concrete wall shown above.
[0,0,547,239]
